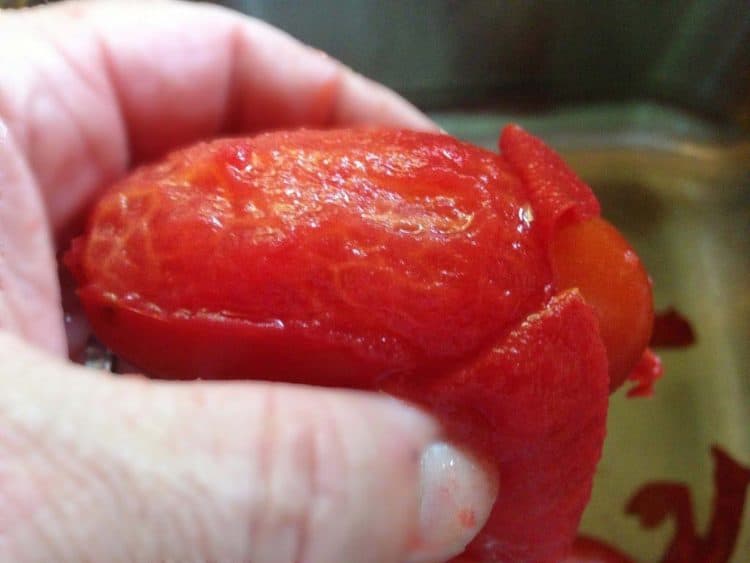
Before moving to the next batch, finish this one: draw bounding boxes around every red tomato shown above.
[67,129,552,386]
[563,536,635,563]
[66,126,657,562]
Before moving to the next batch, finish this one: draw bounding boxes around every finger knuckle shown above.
[250,390,352,563]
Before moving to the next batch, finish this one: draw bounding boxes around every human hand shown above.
[0,1,497,562]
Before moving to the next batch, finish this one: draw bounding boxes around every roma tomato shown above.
[66,126,658,562]
[67,129,552,387]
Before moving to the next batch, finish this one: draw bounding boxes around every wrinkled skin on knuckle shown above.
[0,337,125,561]
[244,389,421,563]
[0,338,232,562]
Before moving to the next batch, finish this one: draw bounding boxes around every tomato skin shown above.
[500,126,657,391]
[499,124,600,244]
[562,536,635,563]
[385,290,608,562]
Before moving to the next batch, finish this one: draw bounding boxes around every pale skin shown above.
[0,2,497,562]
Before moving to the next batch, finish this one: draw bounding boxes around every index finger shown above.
[0,0,437,235]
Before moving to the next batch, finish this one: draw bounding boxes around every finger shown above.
[0,333,497,563]
[1,0,437,239]
[0,122,65,355]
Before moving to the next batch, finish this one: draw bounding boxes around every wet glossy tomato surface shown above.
[66,126,658,562]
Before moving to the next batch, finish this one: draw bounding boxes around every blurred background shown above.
[217,0,750,129]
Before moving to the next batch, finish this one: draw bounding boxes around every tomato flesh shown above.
[550,217,654,390]
[68,129,551,384]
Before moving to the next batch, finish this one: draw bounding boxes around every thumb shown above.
[0,333,497,563]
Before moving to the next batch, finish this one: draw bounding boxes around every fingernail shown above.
[406,442,499,563]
